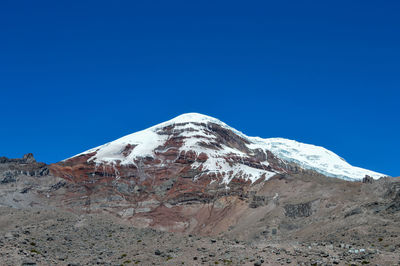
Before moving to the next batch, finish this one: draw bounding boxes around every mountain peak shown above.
[153,113,228,130]
[166,113,220,123]
[66,114,386,182]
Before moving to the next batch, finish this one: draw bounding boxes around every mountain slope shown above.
[258,138,385,180]
[48,113,389,233]
[1,156,399,265]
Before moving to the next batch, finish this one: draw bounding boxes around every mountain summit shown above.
[47,113,392,234]
[65,112,385,182]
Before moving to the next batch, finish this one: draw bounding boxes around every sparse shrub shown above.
[30,249,40,254]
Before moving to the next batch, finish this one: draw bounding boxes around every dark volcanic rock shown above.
[0,153,36,164]
[345,207,363,218]
[1,172,16,184]
[284,201,314,218]
[0,154,49,177]
[23,153,36,163]
[249,195,268,208]
[362,175,375,184]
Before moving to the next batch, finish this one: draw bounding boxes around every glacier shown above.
[69,113,386,182]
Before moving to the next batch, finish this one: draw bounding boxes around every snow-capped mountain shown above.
[66,113,385,182]
[48,113,393,234]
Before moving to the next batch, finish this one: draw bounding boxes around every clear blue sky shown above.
[1,1,399,176]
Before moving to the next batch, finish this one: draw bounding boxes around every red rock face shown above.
[49,120,297,233]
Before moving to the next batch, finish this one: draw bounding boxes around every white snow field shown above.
[70,113,386,182]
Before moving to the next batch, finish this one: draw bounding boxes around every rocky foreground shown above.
[0,152,399,265]
[0,207,399,266]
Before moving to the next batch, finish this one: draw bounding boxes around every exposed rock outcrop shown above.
[284,201,314,218]
[362,175,375,184]
[0,154,63,209]
[0,154,49,178]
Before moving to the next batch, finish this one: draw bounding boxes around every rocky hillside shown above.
[1,206,399,266]
[0,154,399,265]
[0,153,64,209]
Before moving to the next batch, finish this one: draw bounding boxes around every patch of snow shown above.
[252,137,385,180]
[74,126,169,165]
